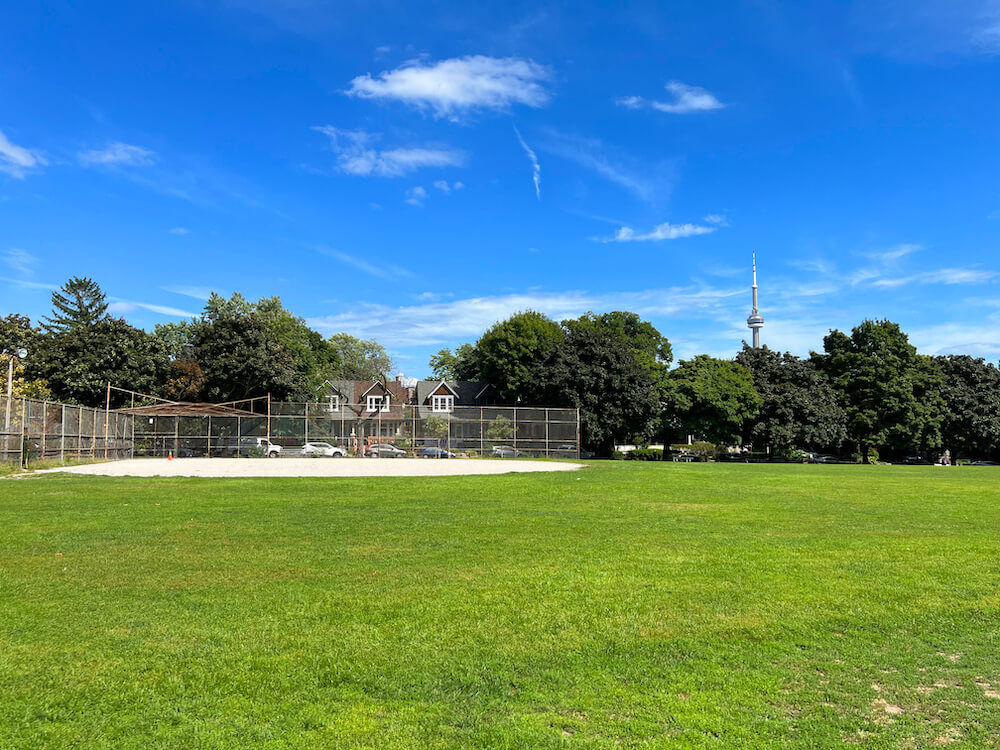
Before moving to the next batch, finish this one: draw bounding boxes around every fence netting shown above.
[129,403,580,459]
[1,396,134,468]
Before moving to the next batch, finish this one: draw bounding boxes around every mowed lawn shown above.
[2,464,1000,748]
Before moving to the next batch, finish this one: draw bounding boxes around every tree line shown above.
[431,311,1000,462]
[0,277,393,408]
[4,277,999,462]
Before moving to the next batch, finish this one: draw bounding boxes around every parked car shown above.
[808,454,842,464]
[902,455,934,465]
[969,460,998,466]
[231,437,282,458]
[369,443,406,458]
[556,444,595,458]
[672,453,697,462]
[419,447,455,458]
[302,441,346,457]
[491,445,524,458]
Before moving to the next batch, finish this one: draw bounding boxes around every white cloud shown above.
[313,127,464,177]
[405,185,428,206]
[0,130,46,178]
[617,81,724,114]
[541,130,674,203]
[513,125,541,199]
[871,267,997,289]
[161,285,222,301]
[864,243,922,262]
[3,248,37,276]
[169,226,189,235]
[108,300,197,318]
[0,276,58,291]
[78,142,156,167]
[307,285,742,348]
[703,213,728,226]
[432,180,463,193]
[317,246,413,281]
[346,55,551,119]
[598,221,718,242]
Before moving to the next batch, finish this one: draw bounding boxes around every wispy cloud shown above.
[169,226,189,235]
[108,299,197,318]
[313,127,464,177]
[432,180,463,193]
[513,125,541,199]
[346,55,551,120]
[405,185,427,206]
[307,285,742,348]
[540,129,675,203]
[598,221,718,242]
[317,246,414,281]
[872,267,998,289]
[3,248,38,276]
[0,130,46,179]
[78,142,156,167]
[0,275,57,291]
[617,81,724,114]
[703,213,728,226]
[864,243,922,262]
[161,285,222,301]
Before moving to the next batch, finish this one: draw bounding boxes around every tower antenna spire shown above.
[746,251,764,348]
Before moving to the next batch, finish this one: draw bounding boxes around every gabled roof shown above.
[414,379,496,405]
[424,380,459,399]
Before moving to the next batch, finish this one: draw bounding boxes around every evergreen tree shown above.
[42,277,108,333]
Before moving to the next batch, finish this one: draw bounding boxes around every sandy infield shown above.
[36,457,585,478]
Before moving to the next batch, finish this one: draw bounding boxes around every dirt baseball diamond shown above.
[34,457,586,478]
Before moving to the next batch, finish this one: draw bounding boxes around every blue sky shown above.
[2,0,999,376]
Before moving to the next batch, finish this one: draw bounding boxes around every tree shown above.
[563,311,672,365]
[27,317,169,406]
[429,343,479,380]
[255,297,340,399]
[935,354,1000,460]
[534,327,663,455]
[424,415,450,441]
[162,359,206,402]
[0,313,37,356]
[665,355,761,446]
[0,353,50,399]
[42,277,108,334]
[191,312,298,402]
[485,415,514,444]
[736,345,846,452]
[813,320,944,462]
[473,311,563,402]
[153,321,195,360]
[328,333,394,381]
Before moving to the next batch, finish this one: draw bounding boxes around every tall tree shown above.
[813,319,944,461]
[665,355,761,445]
[736,345,846,452]
[935,354,1000,460]
[563,311,673,365]
[534,327,663,455]
[42,277,108,334]
[328,333,394,381]
[0,313,37,355]
[429,343,479,380]
[473,311,563,402]
[27,317,169,406]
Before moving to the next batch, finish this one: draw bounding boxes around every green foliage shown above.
[423,415,450,440]
[153,321,195,360]
[0,353,51,399]
[534,327,664,456]
[736,345,845,452]
[563,310,672,365]
[0,313,37,356]
[814,320,944,461]
[473,311,563,401]
[429,343,479,380]
[665,356,761,446]
[27,317,169,406]
[690,441,717,461]
[162,359,205,401]
[485,415,514,443]
[245,445,267,458]
[610,449,626,460]
[42,277,109,334]
[935,354,1000,460]
[626,447,662,461]
[328,333,393,381]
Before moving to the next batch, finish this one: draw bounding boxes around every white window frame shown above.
[329,395,340,412]
[432,395,455,413]
[367,394,389,412]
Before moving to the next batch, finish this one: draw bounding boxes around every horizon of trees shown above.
[4,276,1000,461]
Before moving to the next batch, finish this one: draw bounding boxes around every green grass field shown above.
[2,463,1000,748]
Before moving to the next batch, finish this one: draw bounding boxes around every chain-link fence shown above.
[130,403,580,459]
[1,396,135,468]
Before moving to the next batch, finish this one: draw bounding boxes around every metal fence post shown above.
[103,382,111,460]
[513,407,517,453]
[545,407,550,458]
[19,397,26,469]
[59,403,65,464]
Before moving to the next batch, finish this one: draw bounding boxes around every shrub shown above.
[784,447,809,463]
[610,450,626,461]
[690,441,717,461]
[627,448,663,461]
[246,446,267,458]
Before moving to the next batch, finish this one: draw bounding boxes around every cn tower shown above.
[746,251,764,348]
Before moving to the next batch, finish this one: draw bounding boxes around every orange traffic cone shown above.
[168,450,173,460]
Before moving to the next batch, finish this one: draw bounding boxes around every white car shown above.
[302,442,346,457]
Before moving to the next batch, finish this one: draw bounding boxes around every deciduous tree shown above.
[665,355,761,446]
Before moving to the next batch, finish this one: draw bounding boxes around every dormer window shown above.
[367,395,388,412]
[328,395,341,412]
[432,395,454,413]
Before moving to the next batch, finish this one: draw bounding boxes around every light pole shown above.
[4,347,28,435]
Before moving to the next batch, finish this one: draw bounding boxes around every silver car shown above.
[369,443,406,458]
[302,442,346,457]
